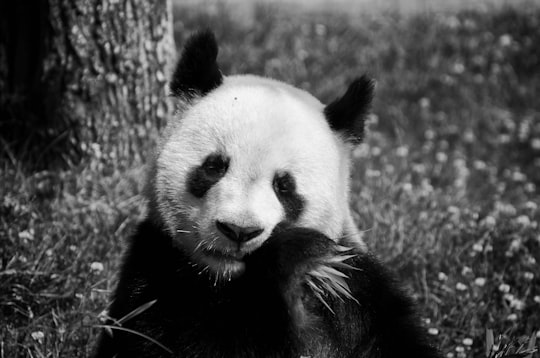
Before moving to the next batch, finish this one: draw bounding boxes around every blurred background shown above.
[1,0,539,357]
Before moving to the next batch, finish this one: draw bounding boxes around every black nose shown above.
[215,221,264,243]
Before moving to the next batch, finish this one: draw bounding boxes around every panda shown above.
[93,30,440,358]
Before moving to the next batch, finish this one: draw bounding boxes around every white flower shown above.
[499,34,512,46]
[472,243,483,252]
[456,282,467,291]
[524,272,534,281]
[473,160,487,170]
[18,229,34,241]
[428,328,439,335]
[396,146,409,157]
[512,171,526,182]
[402,183,413,192]
[507,313,518,321]
[353,143,369,158]
[516,215,531,227]
[90,262,104,273]
[483,216,496,228]
[436,152,448,163]
[531,138,540,150]
[463,338,473,346]
[498,283,510,293]
[474,277,486,287]
[371,147,381,156]
[525,201,538,211]
[438,272,448,281]
[510,298,525,311]
[31,331,45,344]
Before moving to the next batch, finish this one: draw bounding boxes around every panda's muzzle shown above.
[215,221,264,244]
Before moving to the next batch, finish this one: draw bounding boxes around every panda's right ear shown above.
[170,30,223,99]
[324,76,375,144]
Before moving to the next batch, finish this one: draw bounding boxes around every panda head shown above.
[151,31,374,279]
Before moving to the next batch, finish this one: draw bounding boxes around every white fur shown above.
[154,75,364,278]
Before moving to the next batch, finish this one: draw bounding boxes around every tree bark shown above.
[0,0,174,169]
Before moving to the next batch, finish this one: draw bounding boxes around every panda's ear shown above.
[170,30,223,98]
[324,76,375,144]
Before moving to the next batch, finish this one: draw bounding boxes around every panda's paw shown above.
[305,250,358,313]
[246,228,357,307]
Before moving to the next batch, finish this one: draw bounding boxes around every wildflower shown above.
[452,62,465,74]
[425,129,435,140]
[31,331,45,344]
[371,147,381,156]
[509,298,525,310]
[402,183,413,192]
[498,283,510,293]
[472,243,483,252]
[366,169,381,178]
[524,272,534,281]
[482,216,496,228]
[473,160,487,170]
[512,171,526,182]
[428,328,439,335]
[90,262,104,273]
[496,202,516,216]
[446,353,455,358]
[18,229,34,241]
[499,34,512,46]
[461,266,472,276]
[436,152,448,163]
[524,201,538,211]
[498,134,510,144]
[419,97,430,109]
[516,215,531,227]
[531,138,540,150]
[506,313,518,321]
[463,338,473,346]
[456,282,467,291]
[396,146,409,157]
[525,183,536,193]
[474,277,486,287]
[315,24,327,36]
[438,272,448,281]
[464,130,475,143]
[353,143,369,158]
[455,346,465,353]
[413,163,426,174]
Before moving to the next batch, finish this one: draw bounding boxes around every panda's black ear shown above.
[170,30,223,98]
[324,76,375,144]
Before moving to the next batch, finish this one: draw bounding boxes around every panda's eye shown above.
[202,153,229,177]
[273,172,296,195]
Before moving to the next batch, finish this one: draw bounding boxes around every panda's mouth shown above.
[201,247,244,261]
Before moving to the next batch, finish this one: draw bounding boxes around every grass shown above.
[1,3,540,357]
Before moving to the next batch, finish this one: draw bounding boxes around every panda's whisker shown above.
[176,229,192,233]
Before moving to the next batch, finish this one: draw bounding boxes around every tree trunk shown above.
[0,0,174,169]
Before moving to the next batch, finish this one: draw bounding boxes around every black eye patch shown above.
[273,171,305,222]
[187,153,230,198]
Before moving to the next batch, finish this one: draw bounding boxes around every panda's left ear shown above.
[170,30,223,99]
[324,76,375,144]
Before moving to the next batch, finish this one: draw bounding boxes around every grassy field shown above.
[2,3,540,357]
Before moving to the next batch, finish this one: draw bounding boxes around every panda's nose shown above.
[215,221,264,243]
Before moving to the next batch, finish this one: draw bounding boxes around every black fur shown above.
[170,30,223,98]
[273,172,305,222]
[186,153,230,198]
[324,76,375,144]
[93,221,440,358]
